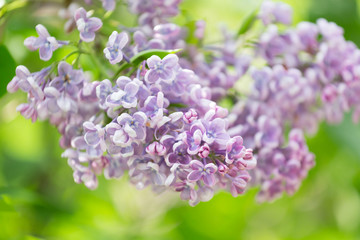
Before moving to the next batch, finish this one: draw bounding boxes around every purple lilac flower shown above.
[145,54,179,83]
[50,61,84,97]
[8,65,45,100]
[24,24,60,61]
[187,160,218,187]
[202,118,229,146]
[259,0,293,25]
[58,3,80,33]
[102,0,116,11]
[133,30,165,53]
[183,122,204,155]
[117,112,147,141]
[142,92,170,128]
[106,78,139,108]
[104,31,129,64]
[225,136,244,164]
[166,141,191,165]
[74,7,103,42]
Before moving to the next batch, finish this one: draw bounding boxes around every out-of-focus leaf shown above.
[131,49,182,66]
[184,20,199,45]
[0,45,16,98]
[237,7,259,36]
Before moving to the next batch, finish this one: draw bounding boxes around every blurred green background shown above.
[1,0,360,239]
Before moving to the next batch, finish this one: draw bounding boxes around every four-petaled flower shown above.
[50,61,84,97]
[187,160,218,187]
[74,7,103,42]
[225,136,245,164]
[104,31,129,64]
[24,24,59,61]
[145,54,179,83]
[117,112,147,141]
[166,141,191,165]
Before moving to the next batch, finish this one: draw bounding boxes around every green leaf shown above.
[112,49,181,81]
[131,48,182,66]
[236,7,259,36]
[0,45,16,98]
[184,20,199,45]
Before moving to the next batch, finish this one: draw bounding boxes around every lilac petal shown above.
[74,7,87,21]
[203,174,215,187]
[88,18,103,32]
[57,94,72,112]
[117,32,129,49]
[65,84,79,96]
[159,69,174,80]
[180,188,191,201]
[39,46,52,61]
[7,77,20,93]
[110,51,123,64]
[47,99,60,113]
[44,87,61,98]
[124,124,137,138]
[122,96,137,108]
[47,37,59,50]
[124,82,139,97]
[147,55,161,69]
[189,160,203,170]
[116,76,131,89]
[71,136,87,149]
[120,145,134,157]
[205,163,217,174]
[80,31,96,42]
[133,112,147,125]
[145,70,159,83]
[58,61,73,76]
[210,118,226,132]
[163,54,179,68]
[187,170,202,182]
[107,31,118,46]
[117,113,132,125]
[84,131,100,146]
[24,37,37,51]
[198,187,214,202]
[16,65,30,79]
[102,0,116,11]
[50,77,65,91]
[35,24,50,38]
[167,153,178,164]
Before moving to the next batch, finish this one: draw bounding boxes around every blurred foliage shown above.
[0,0,360,239]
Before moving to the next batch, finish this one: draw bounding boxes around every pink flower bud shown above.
[243,148,253,160]
[183,108,198,124]
[322,84,337,103]
[218,163,229,175]
[198,144,210,158]
[146,142,166,156]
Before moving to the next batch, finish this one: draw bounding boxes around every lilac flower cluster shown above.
[7,0,360,205]
[226,2,360,201]
[63,53,256,206]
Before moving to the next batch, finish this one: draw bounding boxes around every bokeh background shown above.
[1,0,360,239]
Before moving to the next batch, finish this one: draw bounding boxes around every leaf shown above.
[184,20,199,45]
[0,45,16,98]
[237,7,259,37]
[131,48,182,66]
[112,49,181,81]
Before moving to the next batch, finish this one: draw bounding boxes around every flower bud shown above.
[183,109,198,124]
[146,142,166,156]
[198,143,210,158]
